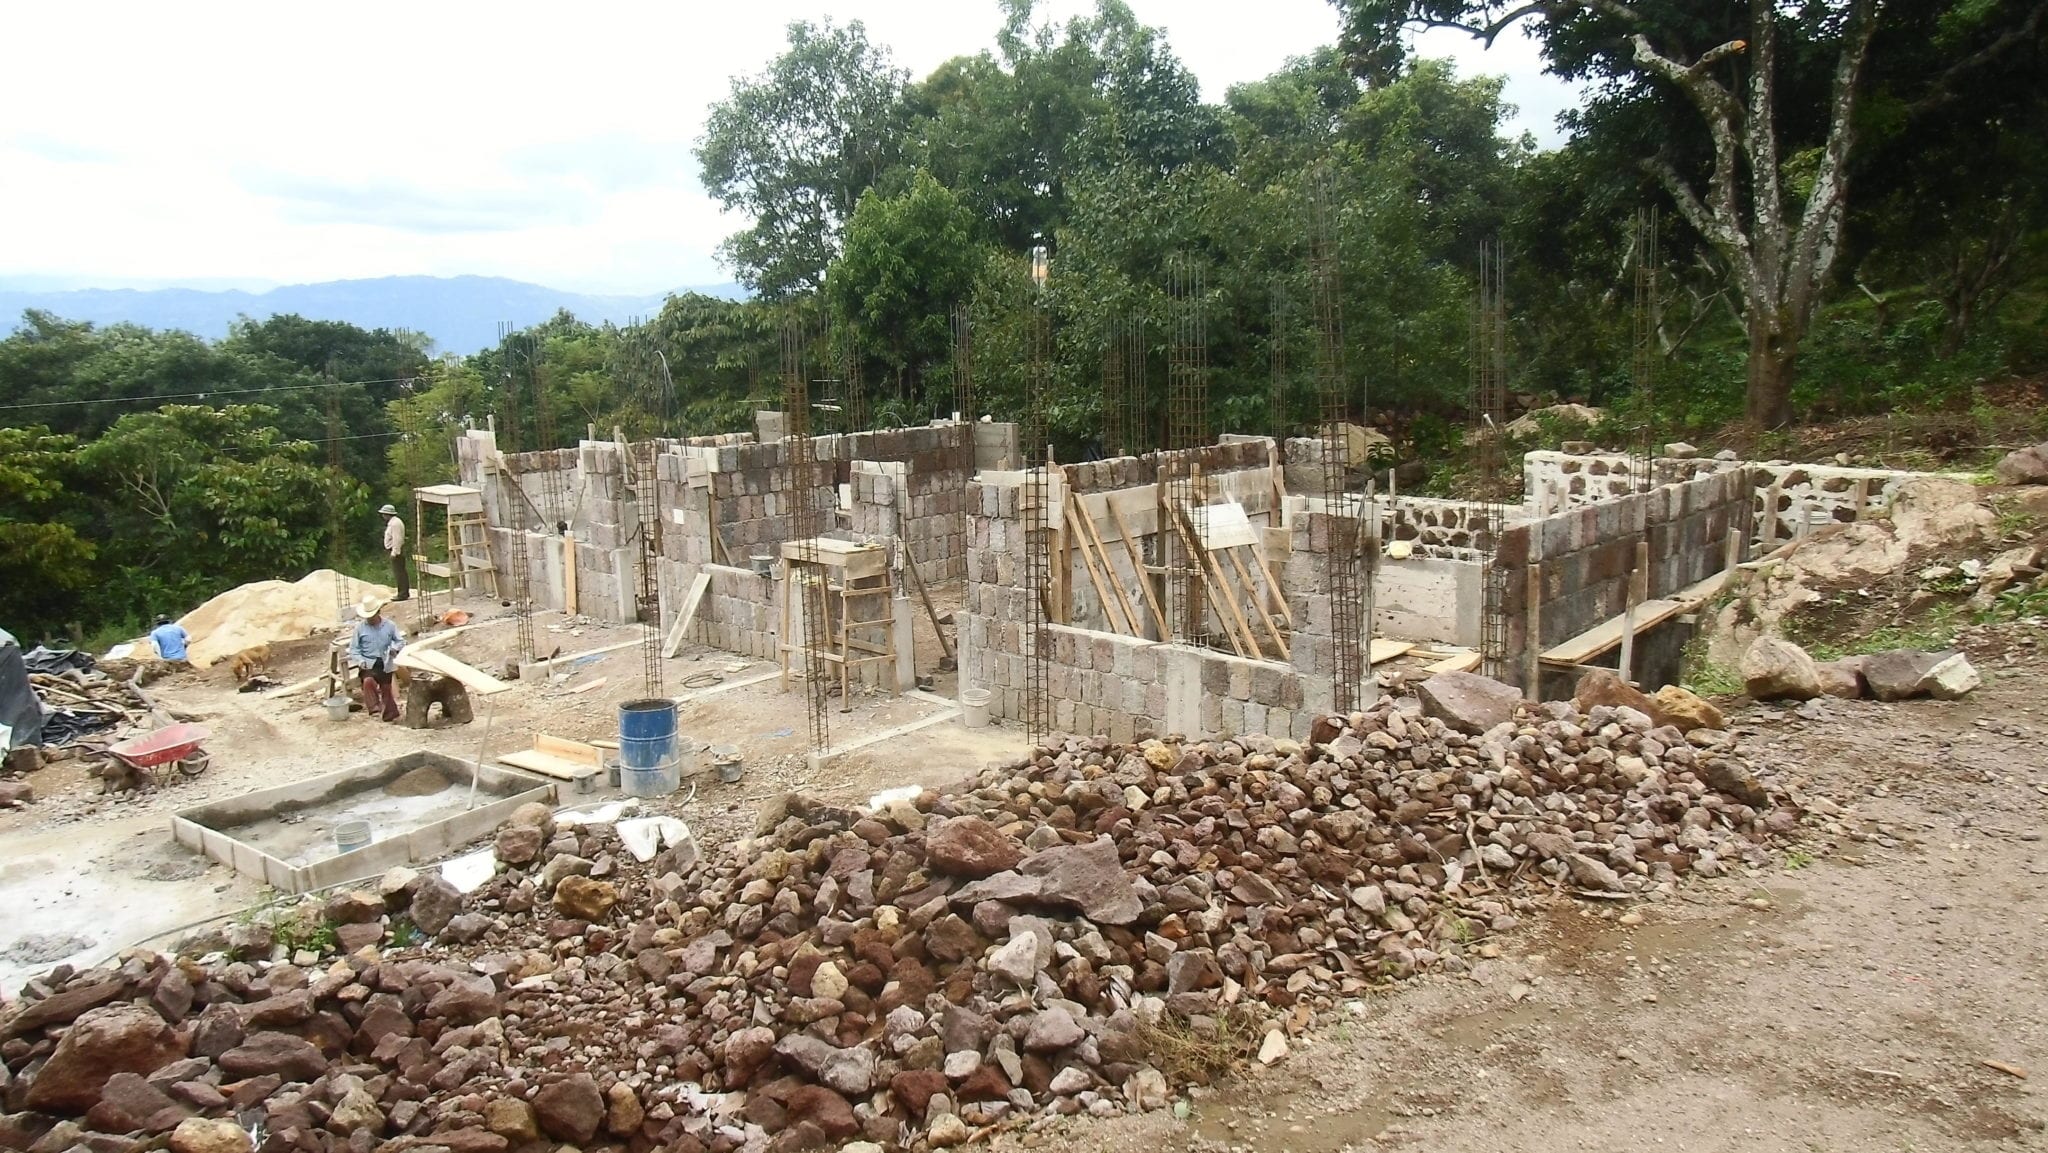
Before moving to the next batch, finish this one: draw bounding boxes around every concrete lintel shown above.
[807,703,964,772]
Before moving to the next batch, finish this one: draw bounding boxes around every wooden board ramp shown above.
[396,646,514,695]
[1540,598,1684,667]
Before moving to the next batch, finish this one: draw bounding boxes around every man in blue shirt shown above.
[149,615,189,663]
[350,595,405,722]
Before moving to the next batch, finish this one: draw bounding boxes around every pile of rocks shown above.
[1,688,1806,1153]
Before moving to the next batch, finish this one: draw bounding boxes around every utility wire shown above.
[0,373,418,414]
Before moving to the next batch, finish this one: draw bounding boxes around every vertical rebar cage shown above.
[1311,175,1364,714]
[785,320,830,752]
[1021,306,1052,743]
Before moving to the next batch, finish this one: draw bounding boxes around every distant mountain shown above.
[0,275,748,355]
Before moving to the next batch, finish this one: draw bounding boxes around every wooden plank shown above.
[563,531,579,616]
[498,750,598,781]
[899,548,955,664]
[1065,495,1125,633]
[395,646,514,695]
[1170,503,1257,658]
[1196,502,1260,550]
[568,676,608,695]
[664,572,712,657]
[1368,638,1415,665]
[1426,651,1482,674]
[1540,598,1685,666]
[535,734,603,767]
[1250,539,1293,626]
[1107,501,1169,639]
[1076,496,1142,639]
[1225,547,1289,660]
[1522,562,1543,696]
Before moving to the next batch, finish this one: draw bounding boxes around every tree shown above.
[826,172,986,404]
[0,427,96,640]
[697,19,911,297]
[1336,1,1888,425]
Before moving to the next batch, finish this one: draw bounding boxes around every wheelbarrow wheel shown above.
[176,752,210,778]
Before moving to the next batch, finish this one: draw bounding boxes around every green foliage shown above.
[696,18,911,297]
[827,172,986,407]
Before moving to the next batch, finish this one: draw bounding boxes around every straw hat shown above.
[356,594,389,620]
[378,503,397,515]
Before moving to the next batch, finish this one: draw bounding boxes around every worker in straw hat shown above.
[381,503,409,602]
[350,594,406,722]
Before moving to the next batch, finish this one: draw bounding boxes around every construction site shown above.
[4,263,2048,1153]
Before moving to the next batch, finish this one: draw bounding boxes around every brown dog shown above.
[228,644,272,684]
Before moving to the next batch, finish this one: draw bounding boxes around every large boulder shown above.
[25,1002,188,1112]
[1994,442,2048,485]
[774,1034,877,1096]
[1740,637,1820,701]
[409,875,464,936]
[1416,671,1521,734]
[1650,684,1726,731]
[217,1030,328,1082]
[1016,837,1140,925]
[1863,649,1980,701]
[924,816,1025,878]
[533,1072,605,1144]
[1861,650,1947,701]
[1814,656,1867,699]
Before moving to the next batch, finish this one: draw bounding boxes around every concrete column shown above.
[1163,645,1203,738]
[893,594,915,693]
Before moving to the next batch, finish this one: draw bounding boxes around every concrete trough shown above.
[171,751,554,894]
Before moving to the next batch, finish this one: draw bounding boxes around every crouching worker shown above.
[350,595,405,722]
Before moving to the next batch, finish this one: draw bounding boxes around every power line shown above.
[0,374,418,414]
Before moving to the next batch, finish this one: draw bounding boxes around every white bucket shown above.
[960,687,992,729]
[324,696,351,722]
[334,819,372,854]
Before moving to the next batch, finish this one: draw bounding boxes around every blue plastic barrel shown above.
[618,698,680,797]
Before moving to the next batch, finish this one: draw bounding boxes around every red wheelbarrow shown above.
[105,723,212,788]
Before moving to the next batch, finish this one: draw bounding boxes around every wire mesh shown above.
[1631,207,1661,493]
[1165,253,1210,647]
[1472,237,1511,680]
[1102,318,1127,458]
[1270,285,1290,441]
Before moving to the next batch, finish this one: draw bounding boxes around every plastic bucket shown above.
[960,687,992,729]
[324,696,351,722]
[334,820,372,854]
[619,698,680,798]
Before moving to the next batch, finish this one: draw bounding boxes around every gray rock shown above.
[1862,649,1948,701]
[1416,671,1521,734]
[774,1034,878,1096]
[408,875,463,936]
[986,935,1041,985]
[1741,636,1820,701]
[1017,837,1140,924]
[1994,442,2048,485]
[1023,1006,1085,1053]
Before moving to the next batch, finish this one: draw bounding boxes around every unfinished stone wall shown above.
[456,432,642,624]
[658,559,779,661]
[1523,450,1971,551]
[1496,467,1754,692]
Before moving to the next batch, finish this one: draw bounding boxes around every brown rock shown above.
[605,1082,644,1137]
[533,1072,605,1143]
[217,1031,327,1082]
[924,816,1025,878]
[495,823,544,865]
[1815,656,1867,699]
[890,1068,949,1116]
[409,875,464,936]
[483,1098,538,1141]
[85,1072,192,1134]
[1649,684,1726,730]
[724,1025,777,1084]
[784,1085,858,1139]
[1,977,125,1039]
[1572,669,1656,720]
[1741,636,1820,701]
[321,891,386,925]
[25,1003,188,1112]
[1017,837,1140,924]
[553,875,619,922]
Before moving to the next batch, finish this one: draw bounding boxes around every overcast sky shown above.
[0,0,1575,296]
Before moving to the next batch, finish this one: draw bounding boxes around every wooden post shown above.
[1108,498,1169,640]
[1761,480,1782,550]
[1618,540,1650,685]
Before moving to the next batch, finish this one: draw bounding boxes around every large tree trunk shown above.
[1746,316,1799,427]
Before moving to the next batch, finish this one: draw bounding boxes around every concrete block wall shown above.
[660,558,780,661]
[1495,468,1752,690]
[961,470,1315,741]
[1524,450,1970,552]
[1063,439,1273,496]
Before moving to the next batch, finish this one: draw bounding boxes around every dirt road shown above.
[1005,644,2048,1152]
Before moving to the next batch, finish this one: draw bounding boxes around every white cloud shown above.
[0,0,1573,295]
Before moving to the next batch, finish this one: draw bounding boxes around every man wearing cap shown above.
[350,594,405,722]
[381,503,409,602]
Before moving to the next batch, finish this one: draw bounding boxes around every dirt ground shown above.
[0,590,1023,993]
[1000,628,2048,1153]
[5,591,2048,1151]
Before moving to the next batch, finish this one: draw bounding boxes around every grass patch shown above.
[1783,849,1815,871]
[1800,612,1962,660]
[1136,1006,1264,1086]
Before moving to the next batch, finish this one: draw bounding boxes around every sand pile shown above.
[178,570,393,667]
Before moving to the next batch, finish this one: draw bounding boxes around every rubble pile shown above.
[0,691,1807,1153]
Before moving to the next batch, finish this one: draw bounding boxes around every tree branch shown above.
[1905,1,2048,120]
